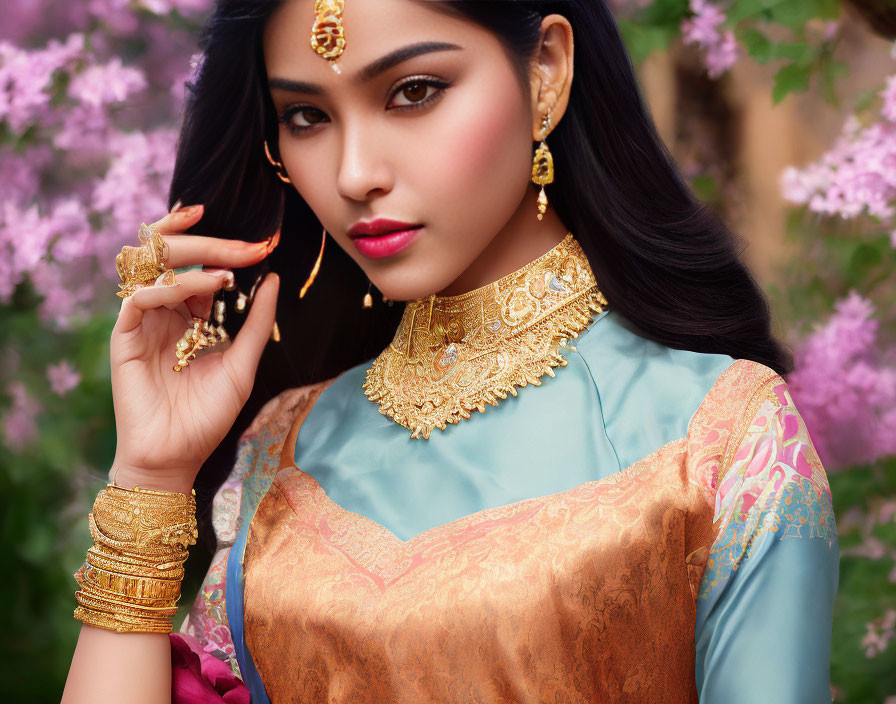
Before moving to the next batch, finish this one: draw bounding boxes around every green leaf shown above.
[854,87,878,114]
[768,0,840,28]
[739,27,774,62]
[772,62,813,103]
[739,28,817,64]
[690,175,719,202]
[618,19,678,62]
[819,58,849,107]
[727,0,777,26]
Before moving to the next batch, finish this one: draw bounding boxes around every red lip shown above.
[347,218,422,238]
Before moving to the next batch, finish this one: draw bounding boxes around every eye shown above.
[277,75,451,136]
[279,105,328,133]
[388,76,450,109]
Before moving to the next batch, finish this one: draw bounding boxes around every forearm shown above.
[63,469,198,704]
[62,626,171,704]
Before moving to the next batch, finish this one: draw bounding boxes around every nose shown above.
[335,118,394,202]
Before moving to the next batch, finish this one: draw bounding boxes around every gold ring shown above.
[116,223,174,298]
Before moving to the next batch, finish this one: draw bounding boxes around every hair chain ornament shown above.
[531,109,555,221]
[172,263,288,372]
[173,316,226,372]
[310,0,346,74]
[363,233,607,439]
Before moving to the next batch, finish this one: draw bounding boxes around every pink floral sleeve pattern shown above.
[179,459,247,679]
[697,375,837,600]
[178,386,317,681]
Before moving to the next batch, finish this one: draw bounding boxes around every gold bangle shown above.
[74,606,173,634]
[77,563,184,602]
[75,589,180,617]
[89,484,198,555]
[75,582,179,611]
[72,481,197,634]
[86,546,186,581]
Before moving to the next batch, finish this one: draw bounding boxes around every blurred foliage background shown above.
[1,0,894,701]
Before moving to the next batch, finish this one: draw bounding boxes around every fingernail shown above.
[179,204,203,216]
[204,267,230,278]
[266,229,281,252]
[169,199,183,213]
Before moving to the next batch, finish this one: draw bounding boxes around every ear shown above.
[528,14,575,141]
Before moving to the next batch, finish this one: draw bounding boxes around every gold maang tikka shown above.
[531,108,555,221]
[310,0,346,74]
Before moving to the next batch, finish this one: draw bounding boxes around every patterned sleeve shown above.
[694,374,840,703]
[176,470,245,680]
[175,386,310,684]
[172,381,333,698]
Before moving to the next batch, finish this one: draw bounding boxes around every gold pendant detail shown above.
[310,0,346,73]
[362,233,608,439]
[531,140,554,222]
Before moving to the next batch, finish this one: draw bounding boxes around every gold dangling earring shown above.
[299,226,327,298]
[530,108,554,221]
[264,139,293,184]
[362,281,373,308]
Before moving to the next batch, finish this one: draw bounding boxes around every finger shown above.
[163,230,280,269]
[184,291,215,321]
[115,270,230,334]
[224,273,279,385]
[148,203,205,234]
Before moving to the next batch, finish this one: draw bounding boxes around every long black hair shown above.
[170,0,793,550]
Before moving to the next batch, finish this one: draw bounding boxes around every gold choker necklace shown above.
[362,233,608,439]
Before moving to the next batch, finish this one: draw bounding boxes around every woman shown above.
[62,0,839,702]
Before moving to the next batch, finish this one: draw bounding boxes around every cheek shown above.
[418,80,531,210]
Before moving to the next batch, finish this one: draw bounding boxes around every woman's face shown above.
[263,0,555,301]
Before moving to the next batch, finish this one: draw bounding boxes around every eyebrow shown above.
[268,41,462,95]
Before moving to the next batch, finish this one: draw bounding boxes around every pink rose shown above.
[170,632,250,704]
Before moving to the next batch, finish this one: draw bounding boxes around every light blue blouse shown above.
[219,309,839,702]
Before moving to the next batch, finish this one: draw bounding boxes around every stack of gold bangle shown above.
[72,480,198,634]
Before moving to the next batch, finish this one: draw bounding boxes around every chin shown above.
[371,271,454,303]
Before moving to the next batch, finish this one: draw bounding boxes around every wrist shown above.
[109,461,197,496]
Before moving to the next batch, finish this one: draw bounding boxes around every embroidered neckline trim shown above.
[362,232,608,439]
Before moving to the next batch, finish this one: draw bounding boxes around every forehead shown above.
[263,0,487,79]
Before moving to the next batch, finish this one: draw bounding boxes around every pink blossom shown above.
[861,609,896,658]
[87,0,140,34]
[67,57,146,108]
[90,128,179,275]
[46,360,81,396]
[704,28,738,79]
[0,33,85,133]
[781,118,896,221]
[823,21,840,41]
[681,0,739,78]
[2,381,42,451]
[788,292,896,470]
[140,0,211,15]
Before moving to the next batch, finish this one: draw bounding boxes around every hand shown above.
[108,204,281,493]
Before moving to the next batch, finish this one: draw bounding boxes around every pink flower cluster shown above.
[47,360,81,396]
[1,0,211,450]
[781,42,896,242]
[2,381,42,451]
[861,608,896,659]
[788,292,896,471]
[681,0,739,78]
